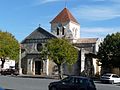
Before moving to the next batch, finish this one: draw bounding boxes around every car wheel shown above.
[51,86,57,90]
[111,80,114,84]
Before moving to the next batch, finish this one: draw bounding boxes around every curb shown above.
[17,75,58,79]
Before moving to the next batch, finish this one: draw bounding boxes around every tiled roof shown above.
[76,38,98,44]
[50,8,79,24]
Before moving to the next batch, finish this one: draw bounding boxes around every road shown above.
[96,82,120,90]
[0,76,120,90]
[0,75,52,90]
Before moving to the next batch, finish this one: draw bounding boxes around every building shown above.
[0,58,15,70]
[20,8,101,76]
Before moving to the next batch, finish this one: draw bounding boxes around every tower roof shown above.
[50,8,79,24]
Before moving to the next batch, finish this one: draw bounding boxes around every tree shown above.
[0,31,19,68]
[42,38,78,79]
[97,32,120,71]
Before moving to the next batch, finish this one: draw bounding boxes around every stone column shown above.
[19,45,22,75]
[81,48,85,72]
[27,59,33,75]
[46,59,49,75]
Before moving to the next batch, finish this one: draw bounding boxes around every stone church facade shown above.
[20,8,101,76]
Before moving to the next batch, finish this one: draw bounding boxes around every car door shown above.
[112,74,120,83]
[58,81,69,90]
[64,77,76,90]
[59,77,75,90]
[73,78,85,90]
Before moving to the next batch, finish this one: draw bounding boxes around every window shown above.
[72,27,76,37]
[62,27,64,35]
[112,75,119,78]
[75,28,77,37]
[57,27,59,35]
[37,43,42,52]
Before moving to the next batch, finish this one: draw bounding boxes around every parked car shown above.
[48,76,96,90]
[0,68,19,76]
[100,73,120,84]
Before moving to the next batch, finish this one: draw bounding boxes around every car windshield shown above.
[61,77,72,83]
[103,74,111,77]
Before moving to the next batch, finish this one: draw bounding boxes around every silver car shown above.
[100,73,120,84]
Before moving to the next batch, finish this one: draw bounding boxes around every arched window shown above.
[62,27,65,35]
[57,27,59,35]
[75,28,77,37]
[37,43,42,52]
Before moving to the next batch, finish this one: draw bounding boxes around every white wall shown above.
[51,21,80,41]
[0,60,15,69]
[69,21,80,39]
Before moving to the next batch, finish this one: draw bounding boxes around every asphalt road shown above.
[0,75,120,90]
[0,75,53,90]
[96,81,120,90]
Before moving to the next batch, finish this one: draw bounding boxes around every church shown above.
[20,8,101,76]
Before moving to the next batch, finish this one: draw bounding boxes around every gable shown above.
[21,27,56,44]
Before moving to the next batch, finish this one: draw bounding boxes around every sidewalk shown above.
[17,74,59,79]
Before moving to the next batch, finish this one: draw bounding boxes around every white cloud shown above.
[80,27,120,38]
[88,0,120,3]
[91,0,105,1]
[110,0,120,3]
[72,5,120,21]
[81,27,114,33]
[40,0,62,4]
[32,0,63,6]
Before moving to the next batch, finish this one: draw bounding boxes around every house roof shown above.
[21,27,56,44]
[50,8,79,24]
[76,38,98,44]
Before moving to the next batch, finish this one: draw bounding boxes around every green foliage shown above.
[0,31,19,61]
[42,38,78,79]
[45,38,78,65]
[97,32,120,67]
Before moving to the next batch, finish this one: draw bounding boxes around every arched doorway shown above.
[35,60,43,75]
[84,53,95,77]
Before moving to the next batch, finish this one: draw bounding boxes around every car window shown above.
[74,78,81,84]
[70,77,75,83]
[112,75,119,78]
[74,78,86,85]
[62,77,73,83]
[62,77,70,82]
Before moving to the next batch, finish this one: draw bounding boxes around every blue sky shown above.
[0,0,120,42]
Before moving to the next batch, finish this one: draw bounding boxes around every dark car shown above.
[48,76,96,90]
[1,68,19,76]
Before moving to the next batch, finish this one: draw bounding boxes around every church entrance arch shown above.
[35,60,43,75]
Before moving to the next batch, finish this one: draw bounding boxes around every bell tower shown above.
[50,8,80,42]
